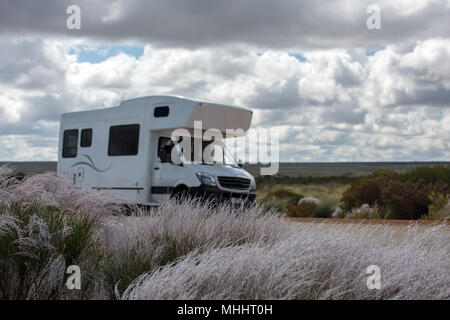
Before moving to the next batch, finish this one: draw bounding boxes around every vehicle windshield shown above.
[178,138,238,167]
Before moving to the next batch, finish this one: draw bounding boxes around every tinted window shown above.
[158,137,174,163]
[154,106,169,118]
[158,137,182,164]
[108,124,140,156]
[62,129,79,158]
[80,129,93,147]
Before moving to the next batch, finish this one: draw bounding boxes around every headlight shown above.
[196,172,217,186]
[250,179,256,191]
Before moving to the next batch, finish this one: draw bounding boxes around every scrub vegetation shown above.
[257,166,450,220]
[341,166,450,220]
[1,165,449,300]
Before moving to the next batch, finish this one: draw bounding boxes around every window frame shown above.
[108,124,140,157]
[62,129,79,158]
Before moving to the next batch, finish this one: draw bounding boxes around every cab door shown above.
[151,136,183,203]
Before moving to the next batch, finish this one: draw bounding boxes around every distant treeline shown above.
[0,161,57,176]
[256,175,359,185]
[1,161,449,180]
[244,162,450,178]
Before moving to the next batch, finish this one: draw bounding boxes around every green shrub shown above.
[260,199,287,213]
[262,188,303,217]
[264,188,304,205]
[400,166,450,184]
[313,200,338,218]
[423,192,450,221]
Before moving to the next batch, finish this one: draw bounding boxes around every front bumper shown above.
[189,184,256,204]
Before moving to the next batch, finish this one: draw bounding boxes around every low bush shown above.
[285,198,337,218]
[341,166,450,219]
[313,200,338,218]
[400,166,450,184]
[286,201,316,217]
[345,203,385,220]
[260,198,287,213]
[332,207,345,218]
[261,188,304,217]
[264,188,303,205]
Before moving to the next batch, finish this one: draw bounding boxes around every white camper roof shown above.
[61,95,253,137]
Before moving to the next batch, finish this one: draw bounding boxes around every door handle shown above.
[154,167,160,170]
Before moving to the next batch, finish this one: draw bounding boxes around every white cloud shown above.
[0,34,449,161]
[0,135,58,161]
[400,38,450,82]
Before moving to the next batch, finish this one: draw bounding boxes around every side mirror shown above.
[171,148,184,166]
[237,159,243,168]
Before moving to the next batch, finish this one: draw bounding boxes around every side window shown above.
[158,137,175,163]
[62,129,79,158]
[108,124,140,156]
[154,106,169,118]
[80,129,93,147]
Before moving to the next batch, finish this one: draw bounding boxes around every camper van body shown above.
[57,95,256,205]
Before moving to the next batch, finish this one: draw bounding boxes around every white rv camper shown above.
[57,95,256,205]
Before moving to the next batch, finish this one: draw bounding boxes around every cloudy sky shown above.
[0,0,449,162]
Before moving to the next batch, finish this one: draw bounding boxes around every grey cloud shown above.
[0,120,57,137]
[0,38,65,89]
[248,77,302,109]
[390,85,450,108]
[21,94,72,122]
[334,63,362,88]
[309,131,353,146]
[323,102,367,124]
[0,0,449,49]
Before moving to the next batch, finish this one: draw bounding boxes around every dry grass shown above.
[120,220,449,300]
[1,166,449,300]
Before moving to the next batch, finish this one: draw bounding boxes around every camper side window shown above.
[154,106,169,118]
[80,129,93,147]
[108,124,140,156]
[62,129,79,158]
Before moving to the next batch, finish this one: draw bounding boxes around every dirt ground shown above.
[288,217,449,242]
[288,217,448,226]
